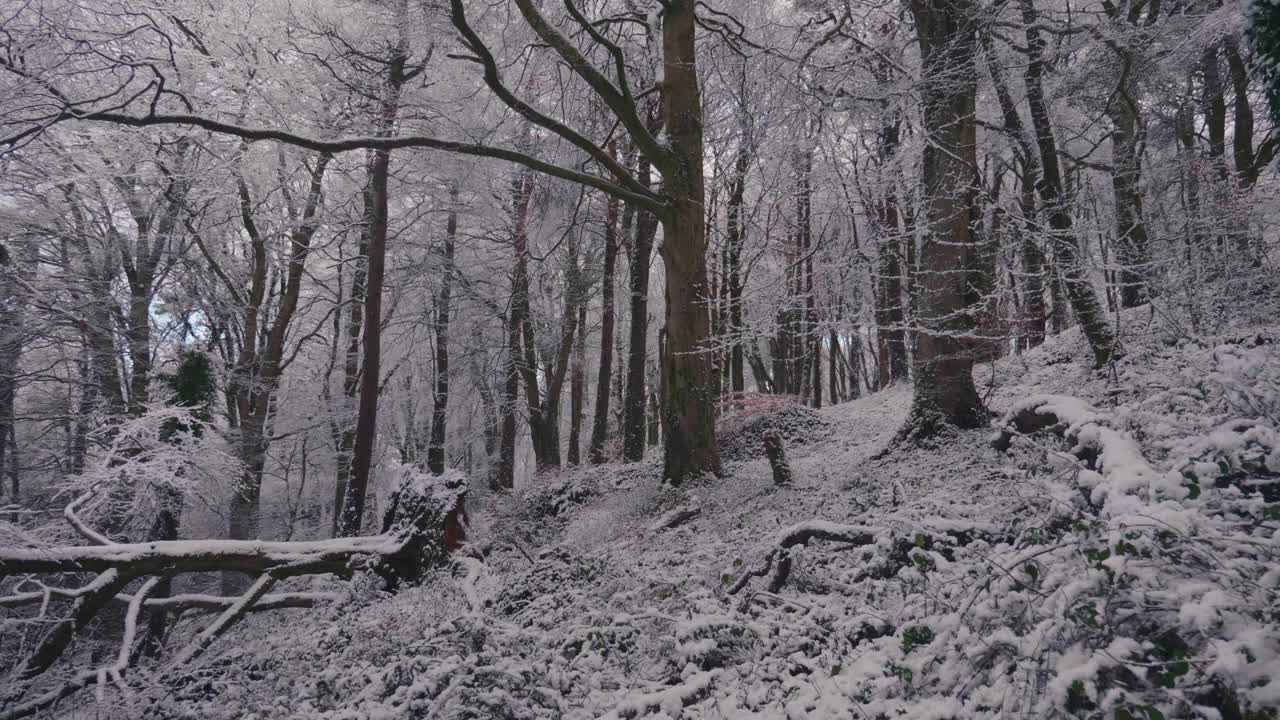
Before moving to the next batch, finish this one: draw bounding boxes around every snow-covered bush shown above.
[51,402,240,545]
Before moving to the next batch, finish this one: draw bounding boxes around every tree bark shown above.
[873,118,909,387]
[333,200,368,536]
[0,245,19,498]
[656,0,721,483]
[1020,162,1047,348]
[1020,0,1116,367]
[1224,38,1278,190]
[724,143,748,400]
[1108,99,1151,308]
[567,303,587,466]
[427,184,457,475]
[339,13,408,535]
[622,157,657,462]
[1202,43,1229,181]
[496,169,534,490]
[902,0,986,439]
[589,176,620,464]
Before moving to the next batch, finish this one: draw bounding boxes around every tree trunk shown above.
[874,121,908,387]
[1108,100,1151,308]
[339,22,407,535]
[747,341,774,394]
[1020,0,1116,367]
[588,178,620,464]
[0,245,20,498]
[333,220,368,536]
[622,157,657,462]
[125,288,152,415]
[656,0,721,483]
[828,329,843,404]
[847,333,864,400]
[60,192,126,417]
[725,144,748,400]
[427,184,457,475]
[495,170,534,490]
[224,152,331,563]
[796,146,820,409]
[1020,160,1047,348]
[496,314,520,491]
[1224,38,1277,190]
[1202,44,1229,181]
[567,304,587,466]
[902,0,986,439]
[339,142,390,535]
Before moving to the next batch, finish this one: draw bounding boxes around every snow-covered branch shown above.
[0,473,465,715]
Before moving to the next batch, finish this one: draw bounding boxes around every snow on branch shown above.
[991,394,1189,516]
[0,471,467,719]
[603,670,721,719]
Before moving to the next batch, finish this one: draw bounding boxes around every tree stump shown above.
[762,431,792,486]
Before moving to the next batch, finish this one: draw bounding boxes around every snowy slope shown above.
[133,310,1280,720]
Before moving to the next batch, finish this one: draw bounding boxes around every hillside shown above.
[113,307,1280,720]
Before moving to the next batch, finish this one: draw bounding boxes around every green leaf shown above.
[901,625,934,654]
[1071,603,1099,628]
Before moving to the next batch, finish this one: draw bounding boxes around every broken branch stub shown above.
[762,431,792,486]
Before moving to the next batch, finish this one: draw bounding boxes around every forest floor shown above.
[139,296,1280,720]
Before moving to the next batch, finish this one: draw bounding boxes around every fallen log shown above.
[0,469,466,719]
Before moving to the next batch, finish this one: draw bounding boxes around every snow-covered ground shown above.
[135,306,1280,720]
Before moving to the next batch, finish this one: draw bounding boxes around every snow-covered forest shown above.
[1,0,1278,717]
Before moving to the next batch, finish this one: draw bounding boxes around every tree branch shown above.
[448,0,661,197]
[31,111,665,211]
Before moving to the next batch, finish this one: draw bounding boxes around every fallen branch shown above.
[727,519,1004,597]
[728,520,877,595]
[649,506,700,532]
[1,578,160,720]
[1,586,340,613]
[0,469,466,714]
[0,535,402,578]
[168,572,278,668]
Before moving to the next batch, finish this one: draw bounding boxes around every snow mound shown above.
[717,403,833,462]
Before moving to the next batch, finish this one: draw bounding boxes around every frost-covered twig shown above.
[63,482,115,546]
[8,568,134,682]
[1,578,161,720]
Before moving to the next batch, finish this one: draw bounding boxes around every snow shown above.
[47,311,1280,719]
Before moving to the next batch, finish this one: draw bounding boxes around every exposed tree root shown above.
[728,521,877,595]
[728,519,1005,597]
